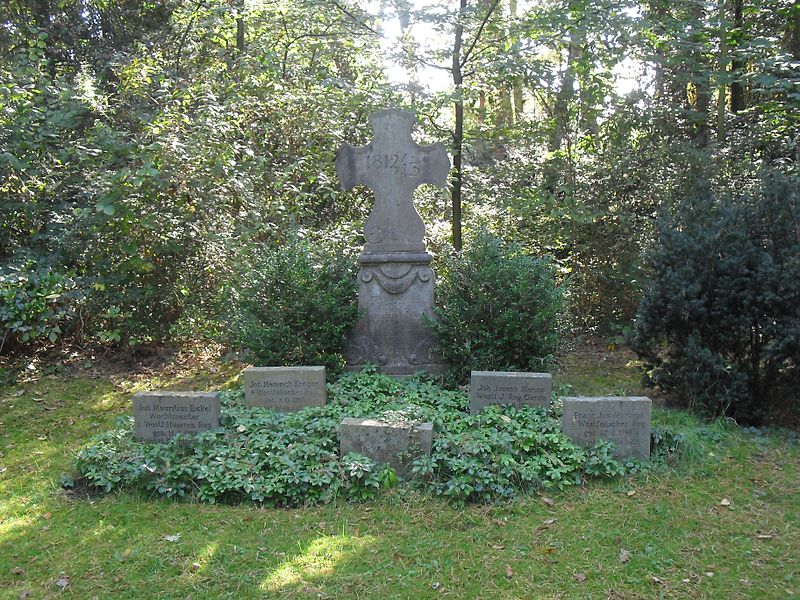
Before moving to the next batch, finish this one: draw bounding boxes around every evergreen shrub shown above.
[429,231,564,384]
[224,233,359,373]
[630,171,800,423]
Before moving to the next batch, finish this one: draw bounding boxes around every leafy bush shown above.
[0,260,86,353]
[429,231,565,384]
[74,371,630,506]
[630,171,800,423]
[223,233,360,373]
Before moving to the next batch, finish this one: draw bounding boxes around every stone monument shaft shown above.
[336,109,450,376]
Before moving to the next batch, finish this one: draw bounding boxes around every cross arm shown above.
[416,142,451,189]
[335,142,368,190]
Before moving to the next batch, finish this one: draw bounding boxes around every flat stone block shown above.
[243,366,326,411]
[133,391,220,443]
[561,396,652,460]
[339,417,434,476]
[470,371,552,414]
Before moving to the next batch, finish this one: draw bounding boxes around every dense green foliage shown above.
[630,171,800,423]
[74,371,681,506]
[2,0,799,374]
[224,234,360,373]
[430,232,564,384]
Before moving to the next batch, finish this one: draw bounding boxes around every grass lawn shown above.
[0,349,797,599]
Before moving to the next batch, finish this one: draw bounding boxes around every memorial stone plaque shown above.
[243,366,326,411]
[336,108,450,376]
[339,417,434,477]
[133,391,220,443]
[470,371,552,414]
[561,396,652,460]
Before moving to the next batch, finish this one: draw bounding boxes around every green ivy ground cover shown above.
[72,370,686,507]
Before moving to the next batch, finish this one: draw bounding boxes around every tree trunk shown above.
[236,0,245,52]
[548,37,576,153]
[451,0,466,251]
[717,0,728,141]
[508,0,524,121]
[730,0,745,113]
[690,0,710,147]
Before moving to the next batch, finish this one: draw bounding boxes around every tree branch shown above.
[460,0,501,69]
[328,0,380,36]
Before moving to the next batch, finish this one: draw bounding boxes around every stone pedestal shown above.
[345,252,445,376]
[336,109,450,377]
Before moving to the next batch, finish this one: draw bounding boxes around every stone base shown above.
[339,417,434,477]
[345,252,446,377]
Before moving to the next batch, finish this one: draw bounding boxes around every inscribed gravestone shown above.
[470,371,552,414]
[243,366,326,411]
[561,396,652,460]
[133,391,220,443]
[339,417,434,477]
[336,109,450,376]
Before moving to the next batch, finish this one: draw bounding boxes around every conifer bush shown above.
[630,171,800,423]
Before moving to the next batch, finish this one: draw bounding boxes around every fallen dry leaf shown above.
[541,497,556,507]
[43,512,52,520]
[720,498,731,506]
[537,518,556,531]
[505,565,514,579]
[652,576,665,585]
[573,572,587,582]
[756,534,773,540]
[626,490,636,497]
[190,562,201,573]
[619,548,630,564]
[491,544,505,550]
[163,534,181,543]
[10,566,25,576]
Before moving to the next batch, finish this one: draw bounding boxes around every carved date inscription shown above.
[367,152,421,177]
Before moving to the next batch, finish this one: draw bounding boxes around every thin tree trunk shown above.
[236,0,245,51]
[717,0,728,141]
[730,0,745,113]
[452,0,466,251]
[690,0,710,147]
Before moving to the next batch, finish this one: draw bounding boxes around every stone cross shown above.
[336,108,450,255]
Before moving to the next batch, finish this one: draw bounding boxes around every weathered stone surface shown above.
[133,391,220,443]
[345,254,445,376]
[337,108,449,377]
[336,109,450,255]
[561,396,652,460]
[470,371,552,414]
[339,417,434,476]
[243,366,326,411]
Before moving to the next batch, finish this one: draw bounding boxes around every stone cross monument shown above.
[336,108,450,376]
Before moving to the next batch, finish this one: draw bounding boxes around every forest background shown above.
[1,0,798,363]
